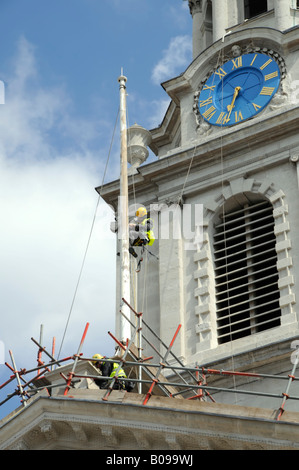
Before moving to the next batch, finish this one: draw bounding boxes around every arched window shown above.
[214,198,281,344]
[244,0,268,19]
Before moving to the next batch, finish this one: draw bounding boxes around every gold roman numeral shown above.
[202,84,216,91]
[216,112,230,125]
[234,111,244,122]
[202,106,217,121]
[265,71,279,81]
[260,86,275,96]
[250,54,258,66]
[199,96,213,107]
[214,67,227,79]
[232,57,242,69]
[252,102,262,111]
[260,59,272,70]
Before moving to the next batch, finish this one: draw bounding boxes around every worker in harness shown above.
[92,354,134,392]
[128,206,155,258]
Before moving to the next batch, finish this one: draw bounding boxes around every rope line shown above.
[217,46,237,398]
[57,108,120,359]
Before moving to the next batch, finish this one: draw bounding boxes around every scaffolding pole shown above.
[119,300,186,398]
[37,324,44,377]
[8,350,28,407]
[2,317,299,417]
[143,324,181,405]
[276,347,299,420]
[102,311,142,401]
[120,300,204,398]
[3,347,299,411]
[121,298,143,394]
[63,322,89,396]
[31,336,62,369]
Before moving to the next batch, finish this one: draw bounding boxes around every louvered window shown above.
[214,200,281,344]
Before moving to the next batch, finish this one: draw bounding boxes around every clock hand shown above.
[227,86,241,120]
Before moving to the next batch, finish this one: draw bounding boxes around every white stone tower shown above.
[188,0,298,58]
[3,1,299,451]
[99,0,299,410]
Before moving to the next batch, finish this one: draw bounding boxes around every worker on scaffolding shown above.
[128,206,155,258]
[92,354,134,392]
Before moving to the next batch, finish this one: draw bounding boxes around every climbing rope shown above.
[57,108,120,360]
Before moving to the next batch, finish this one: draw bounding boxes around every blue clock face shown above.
[198,53,281,127]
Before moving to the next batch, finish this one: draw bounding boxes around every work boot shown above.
[129,247,138,258]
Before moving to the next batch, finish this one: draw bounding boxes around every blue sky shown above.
[0,0,192,419]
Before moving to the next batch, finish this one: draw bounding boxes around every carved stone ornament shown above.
[187,0,203,15]
[127,123,152,169]
[193,44,288,134]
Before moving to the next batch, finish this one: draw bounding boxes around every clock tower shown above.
[99,0,299,410]
[3,0,299,452]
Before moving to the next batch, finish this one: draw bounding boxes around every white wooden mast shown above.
[118,72,131,341]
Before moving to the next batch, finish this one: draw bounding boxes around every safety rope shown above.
[57,108,120,360]
[217,45,238,399]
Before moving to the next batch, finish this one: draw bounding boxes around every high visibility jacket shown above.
[141,218,155,246]
[109,362,127,379]
[94,360,134,391]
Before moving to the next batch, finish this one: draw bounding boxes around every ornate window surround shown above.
[193,176,296,355]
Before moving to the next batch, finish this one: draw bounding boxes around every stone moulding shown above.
[194,176,296,354]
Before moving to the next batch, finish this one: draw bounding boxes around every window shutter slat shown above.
[214,200,281,344]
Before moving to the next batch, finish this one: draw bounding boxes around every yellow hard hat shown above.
[136,207,147,218]
[92,354,103,364]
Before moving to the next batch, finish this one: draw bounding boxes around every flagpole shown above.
[118,72,131,341]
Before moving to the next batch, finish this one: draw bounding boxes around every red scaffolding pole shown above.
[2,310,299,418]
[63,322,89,396]
[143,324,181,406]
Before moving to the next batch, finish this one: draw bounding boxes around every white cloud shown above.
[0,39,67,161]
[0,37,118,382]
[151,35,192,85]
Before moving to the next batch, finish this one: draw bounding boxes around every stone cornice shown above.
[149,101,180,155]
[2,388,299,449]
[97,105,299,208]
